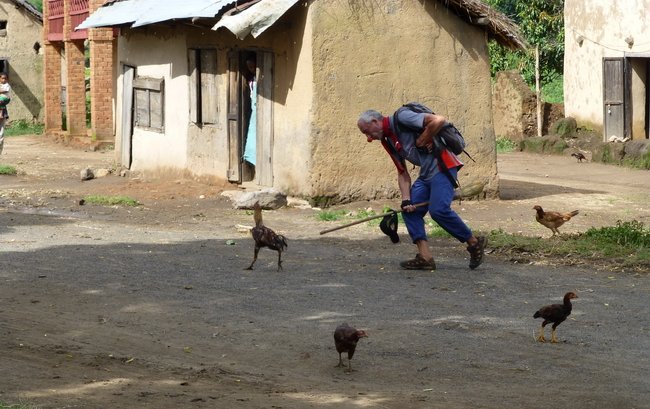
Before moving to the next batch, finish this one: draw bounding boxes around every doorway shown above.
[227,49,274,186]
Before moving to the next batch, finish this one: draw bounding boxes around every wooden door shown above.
[227,51,241,182]
[603,58,626,141]
[121,65,135,168]
[255,51,274,186]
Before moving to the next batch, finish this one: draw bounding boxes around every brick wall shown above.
[43,43,63,131]
[43,0,115,143]
[89,27,115,140]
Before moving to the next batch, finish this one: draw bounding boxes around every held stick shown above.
[319,202,429,235]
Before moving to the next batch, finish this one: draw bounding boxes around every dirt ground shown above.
[1,136,650,409]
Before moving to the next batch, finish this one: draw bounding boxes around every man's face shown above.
[358,118,383,141]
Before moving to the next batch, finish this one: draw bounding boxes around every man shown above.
[357,106,486,270]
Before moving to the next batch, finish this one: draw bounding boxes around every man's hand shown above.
[416,113,446,152]
[401,199,416,212]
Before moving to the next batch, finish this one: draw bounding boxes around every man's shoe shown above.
[400,254,436,270]
[467,236,487,269]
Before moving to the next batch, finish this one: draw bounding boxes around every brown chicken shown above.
[245,202,288,271]
[533,205,579,236]
[534,291,578,343]
[571,152,587,162]
[334,323,368,372]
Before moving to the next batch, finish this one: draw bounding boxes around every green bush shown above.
[4,120,44,136]
[541,76,564,104]
[496,136,518,153]
[585,220,650,248]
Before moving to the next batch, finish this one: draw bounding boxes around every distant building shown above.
[71,0,525,202]
[565,0,650,141]
[0,0,44,122]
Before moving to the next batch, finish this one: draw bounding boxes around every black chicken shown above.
[533,291,578,343]
[245,202,288,271]
[571,152,587,162]
[334,323,368,372]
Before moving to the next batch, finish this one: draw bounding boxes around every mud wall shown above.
[308,0,499,203]
[0,0,43,122]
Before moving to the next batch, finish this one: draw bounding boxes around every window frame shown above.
[133,76,164,132]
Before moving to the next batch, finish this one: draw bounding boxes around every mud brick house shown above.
[565,0,650,142]
[0,0,43,122]
[68,0,525,203]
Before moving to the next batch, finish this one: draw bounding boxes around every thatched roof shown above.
[9,0,43,23]
[437,0,527,50]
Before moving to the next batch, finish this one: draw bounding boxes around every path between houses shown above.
[1,135,649,409]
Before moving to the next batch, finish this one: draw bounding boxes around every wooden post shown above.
[535,45,542,137]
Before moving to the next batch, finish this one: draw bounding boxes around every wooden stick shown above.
[319,202,429,235]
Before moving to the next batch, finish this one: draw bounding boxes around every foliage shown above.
[486,0,564,102]
[27,0,42,12]
[496,136,518,153]
[83,195,140,207]
[0,164,17,175]
[541,75,564,104]
[4,120,44,136]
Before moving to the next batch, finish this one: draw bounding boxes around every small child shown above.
[0,72,11,109]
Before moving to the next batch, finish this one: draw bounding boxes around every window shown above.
[0,59,8,74]
[133,76,164,132]
[188,48,218,125]
[0,21,6,37]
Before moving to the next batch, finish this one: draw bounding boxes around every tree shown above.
[486,0,564,88]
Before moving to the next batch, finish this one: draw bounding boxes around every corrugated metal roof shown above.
[76,0,236,30]
[212,0,300,39]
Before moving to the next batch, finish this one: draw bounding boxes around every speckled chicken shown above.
[534,292,578,343]
[334,323,368,372]
[533,205,579,236]
[245,202,288,271]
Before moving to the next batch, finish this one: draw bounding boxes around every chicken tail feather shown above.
[569,210,579,217]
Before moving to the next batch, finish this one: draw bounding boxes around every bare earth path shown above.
[1,136,649,409]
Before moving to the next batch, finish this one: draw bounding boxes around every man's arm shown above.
[415,113,446,151]
[397,170,411,198]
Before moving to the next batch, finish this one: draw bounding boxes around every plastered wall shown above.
[0,0,43,122]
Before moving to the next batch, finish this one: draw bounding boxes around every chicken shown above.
[334,323,368,372]
[571,152,587,162]
[533,205,579,236]
[245,202,288,271]
[534,292,578,343]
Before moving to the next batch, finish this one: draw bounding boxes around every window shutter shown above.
[200,49,218,124]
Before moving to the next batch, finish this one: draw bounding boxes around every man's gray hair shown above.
[358,110,383,124]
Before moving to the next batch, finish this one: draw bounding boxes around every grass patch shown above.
[0,164,17,175]
[83,195,140,207]
[496,136,517,153]
[487,220,650,271]
[4,120,44,136]
[0,401,39,409]
[316,209,349,222]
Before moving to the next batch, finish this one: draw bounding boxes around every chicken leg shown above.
[335,353,354,372]
[536,326,546,343]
